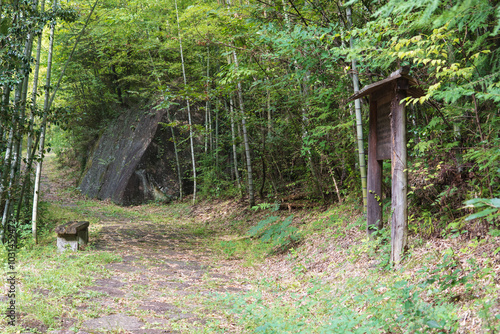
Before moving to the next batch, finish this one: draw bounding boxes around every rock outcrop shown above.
[79,105,192,205]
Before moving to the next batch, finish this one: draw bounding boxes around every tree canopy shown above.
[1,0,499,240]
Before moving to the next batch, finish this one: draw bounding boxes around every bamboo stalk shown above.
[175,0,197,204]
[32,0,58,244]
[347,5,367,213]
[229,95,242,192]
[233,51,255,207]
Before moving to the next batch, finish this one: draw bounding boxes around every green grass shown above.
[219,276,458,333]
[216,237,271,266]
[0,243,120,332]
[209,246,499,333]
[0,198,125,332]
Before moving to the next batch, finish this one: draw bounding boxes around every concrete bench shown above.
[55,221,89,252]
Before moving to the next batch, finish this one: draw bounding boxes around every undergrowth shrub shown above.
[214,246,499,333]
[248,215,302,254]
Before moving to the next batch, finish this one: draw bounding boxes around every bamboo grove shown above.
[1,0,499,242]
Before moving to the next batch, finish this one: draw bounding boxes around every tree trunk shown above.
[259,131,267,200]
[1,12,36,236]
[300,74,323,199]
[233,51,255,207]
[16,133,41,221]
[32,0,58,244]
[0,87,12,205]
[26,15,41,159]
[205,46,210,154]
[208,103,213,152]
[14,25,37,221]
[215,100,219,172]
[175,0,197,204]
[229,95,242,192]
[347,5,367,212]
[1,127,14,240]
[167,109,183,200]
[266,87,272,135]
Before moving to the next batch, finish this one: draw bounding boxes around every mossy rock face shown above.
[79,105,195,205]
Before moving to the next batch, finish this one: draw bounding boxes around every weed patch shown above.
[0,244,121,332]
[248,215,302,255]
[214,251,499,333]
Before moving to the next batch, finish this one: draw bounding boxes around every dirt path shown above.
[40,154,252,334]
[77,223,247,333]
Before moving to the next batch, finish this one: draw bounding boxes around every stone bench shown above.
[55,221,89,252]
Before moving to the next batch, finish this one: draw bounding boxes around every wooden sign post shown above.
[349,68,423,264]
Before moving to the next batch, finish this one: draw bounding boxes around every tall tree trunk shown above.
[0,87,12,204]
[15,25,37,221]
[1,127,14,241]
[208,103,213,152]
[175,0,197,204]
[1,12,36,236]
[16,133,40,221]
[347,5,367,212]
[266,87,272,135]
[205,46,210,153]
[233,51,255,207]
[170,110,183,200]
[0,90,9,232]
[259,130,267,200]
[32,0,57,244]
[27,0,45,162]
[229,95,242,192]
[215,101,219,172]
[300,73,323,199]
[16,0,41,213]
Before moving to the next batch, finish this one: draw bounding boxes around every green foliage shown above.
[464,198,500,222]
[45,0,499,243]
[251,202,280,211]
[248,215,301,254]
[247,215,280,238]
[0,0,79,237]
[215,247,498,333]
[464,197,500,246]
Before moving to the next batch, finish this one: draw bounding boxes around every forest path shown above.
[40,154,252,334]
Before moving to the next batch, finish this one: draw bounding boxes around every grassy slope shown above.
[218,204,500,333]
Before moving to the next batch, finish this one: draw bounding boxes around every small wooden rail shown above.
[55,221,89,252]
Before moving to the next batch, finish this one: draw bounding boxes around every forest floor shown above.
[5,153,266,333]
[1,154,499,333]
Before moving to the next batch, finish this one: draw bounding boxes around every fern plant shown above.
[248,215,301,254]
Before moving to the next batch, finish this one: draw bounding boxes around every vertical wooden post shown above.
[367,99,382,235]
[391,79,408,264]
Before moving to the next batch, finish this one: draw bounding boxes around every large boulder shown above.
[79,105,191,205]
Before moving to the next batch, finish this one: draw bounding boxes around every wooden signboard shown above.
[349,68,423,264]
[375,92,392,160]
